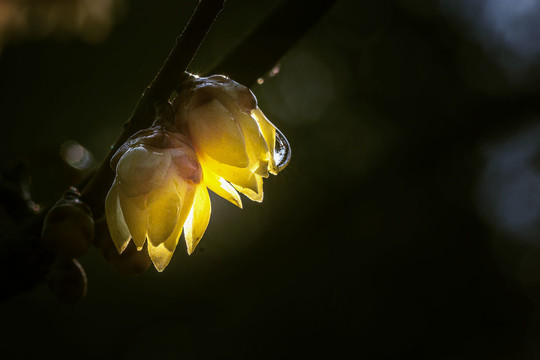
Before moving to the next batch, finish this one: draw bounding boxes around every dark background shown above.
[2,0,540,358]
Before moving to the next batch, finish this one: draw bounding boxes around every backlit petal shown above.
[118,189,147,250]
[233,174,264,203]
[184,185,211,255]
[175,176,197,233]
[147,231,178,272]
[104,182,131,253]
[147,182,191,272]
[202,166,242,208]
[187,99,249,167]
[200,155,259,195]
[235,110,270,177]
[117,146,171,197]
[251,108,279,175]
[146,175,181,247]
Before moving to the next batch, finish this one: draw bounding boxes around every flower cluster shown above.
[105,75,289,271]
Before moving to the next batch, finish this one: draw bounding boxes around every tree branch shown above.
[80,0,225,219]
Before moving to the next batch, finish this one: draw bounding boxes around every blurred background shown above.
[2,0,540,358]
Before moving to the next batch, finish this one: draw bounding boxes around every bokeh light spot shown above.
[476,121,540,243]
[442,0,540,78]
[60,140,94,170]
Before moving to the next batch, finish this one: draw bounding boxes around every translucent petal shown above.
[184,185,211,255]
[251,108,277,173]
[146,180,193,272]
[235,110,270,176]
[233,174,264,203]
[118,189,147,250]
[147,231,178,272]
[187,99,249,167]
[104,182,131,254]
[146,177,181,247]
[200,155,259,195]
[116,146,171,197]
[175,176,197,234]
[202,165,242,208]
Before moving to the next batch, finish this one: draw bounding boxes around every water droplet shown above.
[257,78,265,85]
[273,127,291,172]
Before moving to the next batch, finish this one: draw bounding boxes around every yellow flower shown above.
[174,74,290,208]
[105,126,211,271]
[105,75,290,272]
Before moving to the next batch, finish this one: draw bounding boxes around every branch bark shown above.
[81,0,226,219]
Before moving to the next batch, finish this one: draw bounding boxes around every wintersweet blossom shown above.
[174,74,290,208]
[105,75,290,272]
[105,125,211,271]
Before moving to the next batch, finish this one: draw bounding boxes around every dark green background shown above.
[2,0,540,358]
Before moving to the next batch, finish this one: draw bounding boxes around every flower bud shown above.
[105,125,211,271]
[174,74,290,207]
[41,188,94,258]
[105,75,291,272]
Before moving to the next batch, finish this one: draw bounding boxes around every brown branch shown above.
[80,0,226,219]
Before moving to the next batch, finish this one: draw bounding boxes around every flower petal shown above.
[146,175,181,247]
[175,176,197,233]
[118,190,147,250]
[202,166,242,208]
[187,99,249,168]
[104,182,131,254]
[235,110,270,177]
[147,232,178,272]
[147,181,192,272]
[233,174,264,203]
[116,146,171,197]
[184,185,211,255]
[251,108,279,175]
[200,155,259,195]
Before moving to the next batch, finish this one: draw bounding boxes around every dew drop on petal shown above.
[273,127,291,172]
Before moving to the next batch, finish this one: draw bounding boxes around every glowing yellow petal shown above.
[202,166,242,208]
[118,190,147,250]
[116,146,171,197]
[233,174,264,203]
[200,155,259,194]
[147,230,178,272]
[184,185,211,255]
[146,177,181,247]
[175,177,197,232]
[147,183,191,272]
[104,182,131,254]
[235,110,270,176]
[251,107,278,174]
[188,99,249,167]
